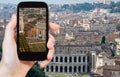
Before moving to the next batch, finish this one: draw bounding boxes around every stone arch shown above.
[46,66,49,72]
[83,65,85,72]
[55,66,58,72]
[69,56,72,63]
[83,56,86,62]
[74,66,77,73]
[78,56,81,62]
[74,56,77,62]
[69,66,72,73]
[87,66,89,72]
[78,66,81,72]
[87,56,89,62]
[60,66,63,72]
[51,66,54,72]
[60,56,63,62]
[64,56,67,63]
[51,57,54,62]
[56,56,58,62]
[64,66,67,73]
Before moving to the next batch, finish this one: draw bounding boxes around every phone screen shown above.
[19,8,47,52]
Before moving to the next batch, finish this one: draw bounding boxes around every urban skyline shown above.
[0,0,120,4]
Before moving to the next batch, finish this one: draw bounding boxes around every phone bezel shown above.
[17,2,49,61]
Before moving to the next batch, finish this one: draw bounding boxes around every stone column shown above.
[86,56,88,63]
[81,56,83,63]
[81,65,83,73]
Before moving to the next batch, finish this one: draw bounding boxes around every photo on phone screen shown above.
[19,8,46,52]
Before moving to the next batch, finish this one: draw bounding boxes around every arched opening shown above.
[69,66,72,73]
[60,66,63,72]
[74,66,77,73]
[87,66,89,72]
[87,56,89,62]
[56,56,58,62]
[64,56,67,63]
[51,57,54,62]
[55,66,58,72]
[83,56,85,62]
[46,66,49,72]
[51,66,54,72]
[78,66,81,72]
[60,56,63,62]
[74,56,77,62]
[69,57,72,63]
[83,65,85,72]
[64,66,67,73]
[79,56,81,62]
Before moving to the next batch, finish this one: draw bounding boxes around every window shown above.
[51,57,54,62]
[46,66,49,72]
[60,66,63,72]
[69,57,72,63]
[105,63,107,66]
[64,66,67,73]
[55,66,58,72]
[56,56,58,62]
[78,66,81,72]
[83,65,85,72]
[74,66,77,72]
[79,56,81,62]
[83,56,86,62]
[87,66,89,72]
[69,66,72,72]
[87,56,89,62]
[51,66,54,72]
[112,72,115,75]
[60,56,63,62]
[65,57,67,63]
[74,56,77,62]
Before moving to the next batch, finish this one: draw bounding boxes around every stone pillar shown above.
[76,66,78,73]
[76,56,78,63]
[81,56,83,63]
[72,66,73,73]
[72,56,74,63]
[85,65,87,73]
[81,65,83,73]
[53,66,55,72]
[58,66,60,73]
[67,56,69,63]
[63,56,65,63]
[86,56,88,63]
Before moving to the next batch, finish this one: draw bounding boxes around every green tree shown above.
[101,36,106,44]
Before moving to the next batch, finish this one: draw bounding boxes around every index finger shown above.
[49,23,60,30]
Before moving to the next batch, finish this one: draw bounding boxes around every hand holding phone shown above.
[17,2,49,60]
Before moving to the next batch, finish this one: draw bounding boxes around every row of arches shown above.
[45,65,90,73]
[51,56,90,63]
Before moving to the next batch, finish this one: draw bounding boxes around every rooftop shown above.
[104,65,120,71]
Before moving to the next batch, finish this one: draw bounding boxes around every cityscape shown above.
[0,0,120,77]
[19,8,46,52]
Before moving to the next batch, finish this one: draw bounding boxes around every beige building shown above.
[36,21,46,40]
[103,65,120,77]
[45,45,92,74]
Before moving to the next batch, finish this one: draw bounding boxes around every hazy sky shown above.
[0,0,120,4]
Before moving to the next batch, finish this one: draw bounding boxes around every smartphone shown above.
[17,2,49,61]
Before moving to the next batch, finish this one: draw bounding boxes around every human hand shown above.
[0,14,60,77]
